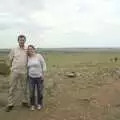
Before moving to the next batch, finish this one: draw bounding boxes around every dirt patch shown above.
[92,80,120,107]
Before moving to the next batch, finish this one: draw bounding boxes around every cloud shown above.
[0,0,51,41]
[0,0,44,30]
[0,0,43,14]
[0,0,120,48]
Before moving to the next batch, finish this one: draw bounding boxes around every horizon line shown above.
[1,47,120,49]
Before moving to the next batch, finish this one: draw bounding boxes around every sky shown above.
[0,0,120,48]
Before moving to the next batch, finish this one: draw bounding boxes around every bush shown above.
[0,59,10,75]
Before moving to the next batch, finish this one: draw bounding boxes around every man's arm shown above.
[7,49,14,67]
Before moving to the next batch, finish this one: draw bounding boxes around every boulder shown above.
[65,72,76,78]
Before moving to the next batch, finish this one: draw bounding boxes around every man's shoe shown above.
[21,102,29,108]
[30,106,35,111]
[5,106,14,112]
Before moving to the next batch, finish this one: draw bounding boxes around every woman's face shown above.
[27,46,35,56]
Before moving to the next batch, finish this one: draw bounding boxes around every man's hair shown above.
[18,35,26,41]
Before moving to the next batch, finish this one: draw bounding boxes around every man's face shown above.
[18,37,25,47]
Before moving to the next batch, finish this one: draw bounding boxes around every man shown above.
[6,35,29,112]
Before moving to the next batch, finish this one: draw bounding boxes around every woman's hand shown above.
[41,75,44,80]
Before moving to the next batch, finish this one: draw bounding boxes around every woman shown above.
[27,45,46,111]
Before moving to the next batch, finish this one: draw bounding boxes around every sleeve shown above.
[38,54,47,72]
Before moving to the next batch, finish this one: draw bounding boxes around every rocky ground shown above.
[0,53,120,120]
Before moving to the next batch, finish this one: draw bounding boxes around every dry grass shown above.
[0,52,120,120]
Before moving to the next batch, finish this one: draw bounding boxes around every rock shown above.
[76,72,81,77]
[58,72,62,76]
[65,72,76,78]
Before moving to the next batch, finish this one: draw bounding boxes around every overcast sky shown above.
[0,0,120,48]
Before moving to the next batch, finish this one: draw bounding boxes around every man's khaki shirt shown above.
[9,46,27,73]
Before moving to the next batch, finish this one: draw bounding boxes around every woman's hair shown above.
[28,45,36,50]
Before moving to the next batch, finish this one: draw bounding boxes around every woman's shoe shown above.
[37,105,42,110]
